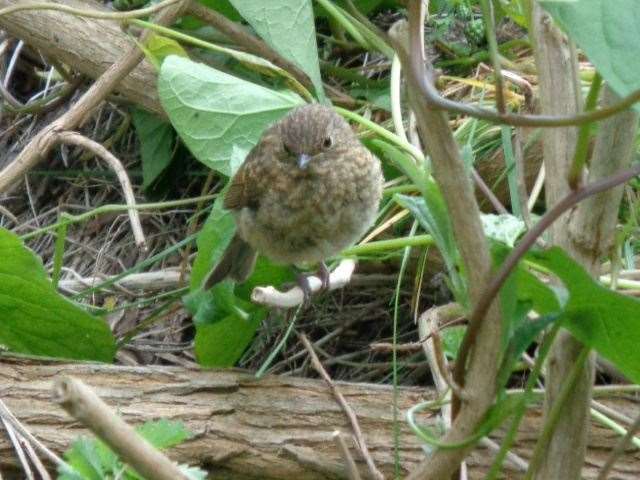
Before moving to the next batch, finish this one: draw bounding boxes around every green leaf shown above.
[131,108,175,189]
[481,214,525,248]
[195,311,264,367]
[351,86,391,111]
[140,32,188,69]
[392,191,463,302]
[158,56,305,176]
[229,0,326,101]
[441,326,466,359]
[137,419,192,450]
[0,228,115,362]
[530,247,640,383]
[190,195,236,291]
[540,0,640,110]
[60,437,108,480]
[59,421,195,480]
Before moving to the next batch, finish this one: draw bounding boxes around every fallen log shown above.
[0,357,638,479]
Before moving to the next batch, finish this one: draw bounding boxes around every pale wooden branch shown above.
[53,131,146,249]
[1,358,639,479]
[299,333,384,480]
[251,259,355,308]
[57,269,183,294]
[53,376,188,480]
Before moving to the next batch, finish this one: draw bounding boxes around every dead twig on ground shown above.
[53,131,146,250]
[299,333,384,480]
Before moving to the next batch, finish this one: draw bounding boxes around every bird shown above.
[203,103,384,301]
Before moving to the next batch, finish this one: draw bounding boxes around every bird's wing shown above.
[224,125,281,210]
[223,136,271,210]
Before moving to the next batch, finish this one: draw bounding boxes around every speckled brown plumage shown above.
[204,104,383,290]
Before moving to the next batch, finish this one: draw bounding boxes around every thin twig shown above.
[392,6,640,128]
[298,334,384,480]
[53,376,189,480]
[1,418,35,480]
[53,131,146,250]
[0,398,67,470]
[458,160,640,385]
[332,431,362,480]
[471,167,508,214]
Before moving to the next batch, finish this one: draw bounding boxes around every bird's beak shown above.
[297,153,312,169]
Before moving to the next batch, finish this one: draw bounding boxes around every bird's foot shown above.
[296,273,313,306]
[318,262,331,292]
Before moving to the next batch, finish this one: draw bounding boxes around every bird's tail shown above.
[203,234,258,289]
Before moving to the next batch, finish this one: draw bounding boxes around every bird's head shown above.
[278,104,356,170]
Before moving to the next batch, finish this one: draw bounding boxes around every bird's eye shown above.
[322,136,333,149]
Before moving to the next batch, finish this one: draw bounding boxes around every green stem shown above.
[392,221,418,477]
[255,306,302,378]
[342,234,433,256]
[21,195,216,241]
[314,0,370,50]
[335,106,425,162]
[568,72,603,189]
[479,0,506,113]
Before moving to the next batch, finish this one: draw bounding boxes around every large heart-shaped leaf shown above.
[530,247,640,383]
[0,228,115,361]
[229,0,326,101]
[540,0,640,108]
[158,56,304,176]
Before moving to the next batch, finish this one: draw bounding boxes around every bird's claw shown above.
[318,262,331,292]
[296,273,313,306]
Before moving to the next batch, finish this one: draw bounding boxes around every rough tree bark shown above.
[0,0,162,115]
[1,358,639,479]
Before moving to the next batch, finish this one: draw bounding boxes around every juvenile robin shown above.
[203,103,383,300]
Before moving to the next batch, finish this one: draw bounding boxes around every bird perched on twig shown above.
[203,103,384,301]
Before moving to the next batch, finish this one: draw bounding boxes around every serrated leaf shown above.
[158,56,305,176]
[137,419,192,449]
[131,108,175,189]
[0,228,116,361]
[540,0,640,111]
[229,0,326,101]
[60,437,106,480]
[481,214,525,247]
